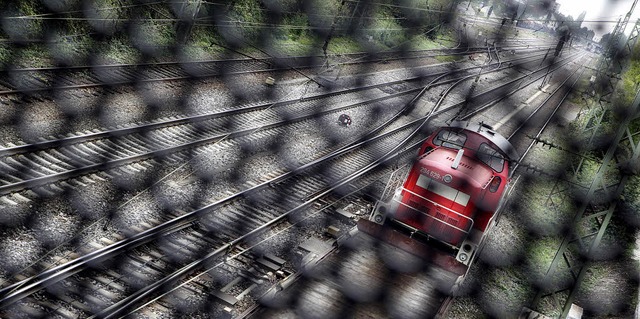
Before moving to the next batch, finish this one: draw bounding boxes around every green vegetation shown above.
[445,297,487,318]
[517,178,575,234]
[479,266,532,317]
[578,260,637,316]
[574,156,620,188]
[11,2,44,39]
[93,38,139,64]
[366,9,406,48]
[0,44,9,65]
[619,41,640,104]
[11,45,52,68]
[325,37,363,54]
[270,36,319,56]
[622,175,640,207]
[507,21,640,319]
[226,0,265,43]
[0,0,459,66]
[525,236,562,278]
[622,61,640,101]
[435,55,464,62]
[578,33,640,136]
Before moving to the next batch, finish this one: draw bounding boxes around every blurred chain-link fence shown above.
[1,0,640,318]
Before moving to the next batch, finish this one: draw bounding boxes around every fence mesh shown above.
[0,0,639,318]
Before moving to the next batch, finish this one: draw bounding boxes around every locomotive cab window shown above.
[434,130,466,150]
[477,143,505,172]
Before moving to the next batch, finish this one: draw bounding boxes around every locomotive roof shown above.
[445,121,519,161]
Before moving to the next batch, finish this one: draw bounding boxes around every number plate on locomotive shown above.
[420,167,442,180]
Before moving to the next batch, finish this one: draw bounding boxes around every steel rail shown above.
[90,53,586,319]
[0,108,428,309]
[0,45,550,95]
[0,89,414,197]
[0,48,579,312]
[0,54,517,300]
[426,55,589,319]
[0,50,558,197]
[0,49,549,158]
[457,53,586,121]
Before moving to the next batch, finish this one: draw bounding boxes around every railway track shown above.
[0,46,584,240]
[0,43,557,97]
[0,44,587,317]
[0,46,563,207]
[0,107,430,317]
[247,48,591,319]
[256,230,456,319]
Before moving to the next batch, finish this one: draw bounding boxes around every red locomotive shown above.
[359,121,518,276]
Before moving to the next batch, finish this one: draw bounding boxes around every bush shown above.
[227,0,265,43]
[2,2,45,40]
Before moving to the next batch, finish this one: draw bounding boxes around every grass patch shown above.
[517,178,575,235]
[227,0,265,43]
[270,34,321,56]
[479,266,532,317]
[578,260,637,316]
[3,2,44,40]
[368,23,406,48]
[574,155,620,188]
[487,267,526,293]
[326,37,365,54]
[133,22,176,47]
[1,0,466,65]
[48,34,95,65]
[10,45,52,68]
[0,43,10,65]
[536,296,563,319]
[97,37,142,64]
[409,35,445,50]
[446,297,487,319]
[436,29,458,45]
[180,45,217,61]
[622,175,640,207]
[566,76,591,105]
[189,28,230,56]
[525,236,562,279]
[435,55,463,62]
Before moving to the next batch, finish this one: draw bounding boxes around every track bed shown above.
[256,228,459,318]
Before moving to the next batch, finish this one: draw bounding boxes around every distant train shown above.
[359,121,518,277]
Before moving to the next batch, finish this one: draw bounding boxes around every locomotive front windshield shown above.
[434,130,466,150]
[477,143,505,172]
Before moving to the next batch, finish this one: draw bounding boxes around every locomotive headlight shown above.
[443,174,452,183]
[458,253,468,261]
[489,177,501,193]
